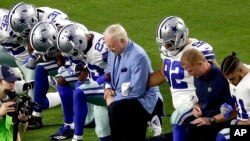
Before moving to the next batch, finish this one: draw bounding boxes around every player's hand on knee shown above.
[106,95,113,106]
[192,104,202,118]
[191,117,210,126]
[104,88,115,100]
[23,55,37,69]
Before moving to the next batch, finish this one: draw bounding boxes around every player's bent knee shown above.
[170,107,193,125]
[216,128,230,141]
[74,88,86,101]
[57,76,68,86]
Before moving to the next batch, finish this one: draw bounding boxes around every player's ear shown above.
[120,38,126,45]
[195,61,202,67]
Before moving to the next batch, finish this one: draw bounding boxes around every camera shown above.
[3,89,39,124]
[14,80,34,94]
[22,81,34,92]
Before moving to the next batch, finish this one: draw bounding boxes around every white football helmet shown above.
[57,23,88,58]
[8,2,38,37]
[156,16,189,56]
[29,22,58,53]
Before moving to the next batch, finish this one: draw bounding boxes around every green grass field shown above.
[1,0,250,141]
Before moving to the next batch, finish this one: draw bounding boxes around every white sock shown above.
[32,111,41,117]
[65,122,74,129]
[73,135,82,140]
[46,92,61,108]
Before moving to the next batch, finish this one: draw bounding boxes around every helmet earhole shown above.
[180,34,183,39]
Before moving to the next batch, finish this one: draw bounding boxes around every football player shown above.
[147,16,218,141]
[56,23,110,141]
[0,8,35,96]
[0,6,61,107]
[216,52,250,141]
[7,2,70,130]
[29,21,96,140]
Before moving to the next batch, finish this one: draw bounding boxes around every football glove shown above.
[57,66,76,77]
[96,74,106,85]
[96,73,111,85]
[220,103,233,118]
[23,54,42,69]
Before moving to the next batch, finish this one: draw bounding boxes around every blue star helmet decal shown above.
[40,37,48,44]
[19,17,26,24]
[67,34,74,41]
[171,26,178,33]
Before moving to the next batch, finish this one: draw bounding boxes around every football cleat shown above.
[49,125,74,140]
[149,115,162,136]
[84,119,95,128]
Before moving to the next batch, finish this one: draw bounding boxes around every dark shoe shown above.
[27,116,43,130]
[84,119,95,128]
[147,132,173,141]
[49,125,74,140]
[149,115,162,136]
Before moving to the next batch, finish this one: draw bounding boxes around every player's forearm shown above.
[147,70,166,87]
[213,112,236,123]
[235,118,250,125]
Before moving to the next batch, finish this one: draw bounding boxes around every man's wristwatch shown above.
[209,117,216,124]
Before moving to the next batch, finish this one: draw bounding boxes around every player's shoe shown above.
[49,125,74,140]
[84,119,95,128]
[27,115,43,130]
[149,115,162,136]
